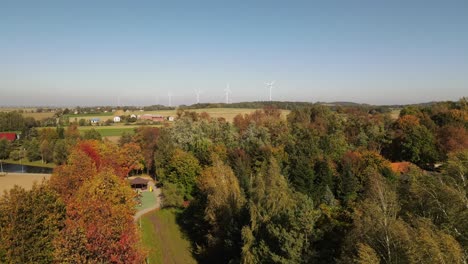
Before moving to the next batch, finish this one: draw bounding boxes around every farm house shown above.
[139,114,165,122]
[90,118,100,124]
[113,116,121,123]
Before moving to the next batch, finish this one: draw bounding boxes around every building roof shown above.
[0,132,17,141]
[129,177,149,185]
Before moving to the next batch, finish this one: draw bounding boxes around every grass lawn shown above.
[140,209,196,264]
[137,191,157,212]
[3,158,56,168]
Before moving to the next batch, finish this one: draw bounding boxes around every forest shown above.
[0,98,467,263]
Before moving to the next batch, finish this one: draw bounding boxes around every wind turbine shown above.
[168,92,172,107]
[195,89,203,104]
[224,83,231,104]
[265,81,275,101]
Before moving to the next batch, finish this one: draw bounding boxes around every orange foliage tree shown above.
[50,140,146,263]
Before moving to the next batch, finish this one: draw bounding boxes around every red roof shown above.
[0,133,16,141]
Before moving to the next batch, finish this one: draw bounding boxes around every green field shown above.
[140,209,196,264]
[137,191,157,212]
[2,158,56,168]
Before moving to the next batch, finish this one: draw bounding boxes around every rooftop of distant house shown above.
[0,132,17,142]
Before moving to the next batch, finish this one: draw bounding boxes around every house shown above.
[139,114,165,122]
[167,116,175,122]
[90,118,100,124]
[0,132,17,142]
[130,114,137,119]
[113,116,121,123]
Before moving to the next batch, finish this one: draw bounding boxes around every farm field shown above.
[0,173,51,193]
[128,108,291,122]
[140,209,196,264]
[0,107,56,119]
[67,108,290,123]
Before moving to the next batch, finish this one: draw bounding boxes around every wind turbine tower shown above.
[224,84,232,104]
[266,81,275,101]
[195,89,203,104]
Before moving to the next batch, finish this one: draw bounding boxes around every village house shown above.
[90,118,100,124]
[113,116,121,123]
[139,114,165,122]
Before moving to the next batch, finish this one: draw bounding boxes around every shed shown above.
[129,177,149,189]
[113,116,121,123]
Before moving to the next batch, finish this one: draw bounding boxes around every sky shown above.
[0,0,467,106]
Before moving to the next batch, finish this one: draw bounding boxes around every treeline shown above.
[0,139,146,263]
[126,99,466,263]
[181,100,405,112]
[181,101,317,110]
[0,111,37,132]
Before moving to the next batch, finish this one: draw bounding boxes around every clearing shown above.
[140,209,196,264]
[0,173,51,193]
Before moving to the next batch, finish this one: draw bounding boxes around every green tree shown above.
[197,157,246,260]
[161,182,185,208]
[0,183,65,263]
[164,149,201,199]
[25,138,41,161]
[40,139,54,163]
[0,138,11,159]
[53,139,69,165]
[241,158,320,264]
[83,128,102,140]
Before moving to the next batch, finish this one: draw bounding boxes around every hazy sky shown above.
[1,0,467,106]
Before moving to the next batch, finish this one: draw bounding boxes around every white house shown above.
[130,114,137,119]
[168,116,175,122]
[113,116,121,123]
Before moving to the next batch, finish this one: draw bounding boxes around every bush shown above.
[162,182,184,208]
[9,150,21,161]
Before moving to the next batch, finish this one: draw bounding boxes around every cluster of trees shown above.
[0,139,146,263]
[0,111,37,133]
[122,100,466,263]
[0,99,466,263]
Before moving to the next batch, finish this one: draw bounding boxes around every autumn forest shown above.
[1,99,467,264]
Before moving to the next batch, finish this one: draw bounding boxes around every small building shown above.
[140,114,165,122]
[113,116,121,123]
[0,132,17,142]
[167,116,175,122]
[130,114,137,119]
[90,118,100,124]
[129,177,149,190]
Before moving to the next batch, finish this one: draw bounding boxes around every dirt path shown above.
[134,181,161,222]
